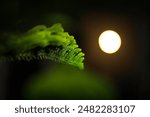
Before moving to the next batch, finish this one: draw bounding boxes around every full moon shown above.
[98,30,121,54]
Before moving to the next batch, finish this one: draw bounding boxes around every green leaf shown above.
[0,23,84,69]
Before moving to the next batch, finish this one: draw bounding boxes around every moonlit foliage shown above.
[0,24,85,69]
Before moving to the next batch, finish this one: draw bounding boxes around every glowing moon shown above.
[98,30,121,54]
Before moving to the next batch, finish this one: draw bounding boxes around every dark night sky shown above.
[0,0,150,99]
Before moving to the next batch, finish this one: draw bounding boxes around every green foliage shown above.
[24,64,115,99]
[0,24,84,69]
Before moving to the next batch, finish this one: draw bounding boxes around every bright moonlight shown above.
[98,30,121,54]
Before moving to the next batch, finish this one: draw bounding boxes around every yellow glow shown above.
[98,30,121,54]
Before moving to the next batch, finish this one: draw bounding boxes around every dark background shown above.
[0,0,150,99]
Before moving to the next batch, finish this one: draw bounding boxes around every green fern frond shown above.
[0,24,85,69]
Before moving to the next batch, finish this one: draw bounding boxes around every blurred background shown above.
[0,0,150,99]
